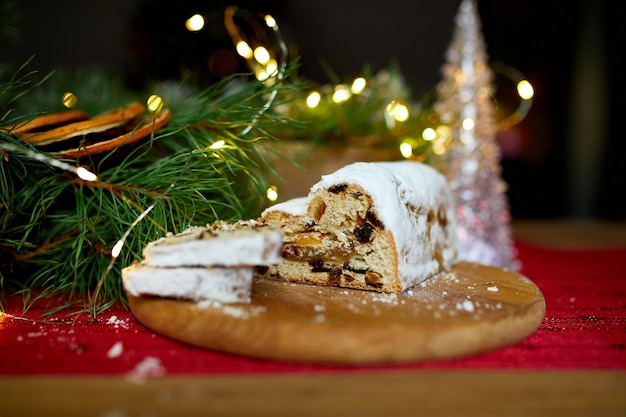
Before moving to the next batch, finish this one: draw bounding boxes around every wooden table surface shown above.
[2,219,626,417]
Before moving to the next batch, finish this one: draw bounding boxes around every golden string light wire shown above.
[223,5,289,136]
[89,94,171,314]
[223,5,288,200]
[491,61,534,131]
[89,182,176,316]
[91,7,289,314]
[0,141,98,182]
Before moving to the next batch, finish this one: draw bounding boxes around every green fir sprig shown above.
[1,62,300,315]
[269,63,440,156]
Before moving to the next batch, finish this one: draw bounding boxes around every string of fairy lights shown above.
[91,7,289,307]
[183,6,534,203]
[285,71,533,161]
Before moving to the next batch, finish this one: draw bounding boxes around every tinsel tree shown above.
[433,0,518,269]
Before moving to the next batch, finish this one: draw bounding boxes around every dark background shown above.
[4,0,624,219]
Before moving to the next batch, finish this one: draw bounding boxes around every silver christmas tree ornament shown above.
[434,0,518,270]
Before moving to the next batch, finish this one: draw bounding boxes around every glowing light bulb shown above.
[210,140,225,150]
[264,14,276,28]
[432,142,447,155]
[394,105,409,121]
[436,125,451,139]
[185,14,205,31]
[62,92,78,108]
[111,240,124,258]
[399,138,417,159]
[351,77,366,94]
[399,142,413,159]
[422,128,436,141]
[236,41,253,59]
[265,59,278,75]
[76,167,98,182]
[147,95,164,113]
[386,101,409,122]
[255,69,269,81]
[517,80,534,100]
[266,185,278,202]
[462,117,475,130]
[306,91,321,108]
[253,46,270,65]
[332,85,350,103]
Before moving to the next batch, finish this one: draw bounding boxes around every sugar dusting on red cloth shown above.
[1,241,625,376]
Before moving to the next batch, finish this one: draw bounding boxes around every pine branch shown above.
[1,63,299,314]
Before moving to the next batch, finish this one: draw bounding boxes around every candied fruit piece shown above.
[307,196,326,222]
[354,224,374,243]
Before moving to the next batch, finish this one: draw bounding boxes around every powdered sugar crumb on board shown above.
[125,356,166,382]
[106,315,129,329]
[107,341,124,358]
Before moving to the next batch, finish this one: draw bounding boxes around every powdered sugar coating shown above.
[261,197,307,217]
[310,161,445,209]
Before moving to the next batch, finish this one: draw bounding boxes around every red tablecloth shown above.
[1,241,625,376]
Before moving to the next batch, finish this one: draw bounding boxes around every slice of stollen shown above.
[122,263,253,303]
[122,220,283,304]
[142,221,283,268]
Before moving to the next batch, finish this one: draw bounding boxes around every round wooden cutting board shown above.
[128,262,545,364]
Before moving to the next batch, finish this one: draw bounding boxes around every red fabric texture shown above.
[1,241,625,376]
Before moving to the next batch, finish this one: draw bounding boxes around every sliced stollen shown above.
[122,263,253,303]
[122,220,284,304]
[142,220,284,267]
[260,161,458,293]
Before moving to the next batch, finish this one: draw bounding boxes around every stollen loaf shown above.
[260,161,458,293]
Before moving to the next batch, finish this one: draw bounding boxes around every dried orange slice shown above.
[24,102,147,147]
[5,102,171,159]
[51,107,172,159]
[8,110,89,137]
